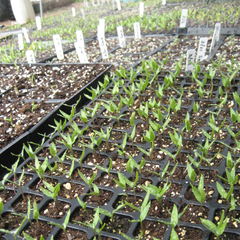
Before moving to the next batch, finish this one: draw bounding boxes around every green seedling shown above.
[77,196,90,220]
[71,122,88,142]
[48,209,71,240]
[204,66,216,97]
[137,125,156,165]
[126,191,151,238]
[159,204,188,237]
[23,232,46,240]
[127,125,136,152]
[218,165,238,187]
[46,160,58,183]
[86,102,101,124]
[115,133,127,160]
[85,85,100,104]
[94,158,112,175]
[94,126,112,152]
[169,97,182,117]
[23,143,39,163]
[169,129,182,162]
[40,181,60,210]
[31,102,38,112]
[58,132,78,155]
[120,94,134,110]
[29,156,48,183]
[58,107,75,125]
[121,232,143,240]
[0,216,27,240]
[216,182,233,205]
[141,180,171,211]
[197,138,216,159]
[79,109,89,124]
[78,170,96,192]
[137,103,149,121]
[4,116,13,127]
[201,210,227,240]
[6,168,26,201]
[49,119,67,136]
[187,162,196,185]
[74,207,105,239]
[190,174,206,209]
[136,77,149,94]
[113,171,138,202]
[99,75,110,98]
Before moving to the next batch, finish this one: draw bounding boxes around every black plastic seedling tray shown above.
[1,63,240,239]
[0,63,112,180]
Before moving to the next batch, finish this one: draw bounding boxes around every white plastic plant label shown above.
[76,30,85,47]
[180,9,188,28]
[97,0,100,5]
[81,9,85,19]
[99,19,105,30]
[98,36,108,59]
[97,24,105,39]
[35,16,42,30]
[162,0,166,5]
[18,33,24,50]
[74,41,88,63]
[139,2,144,17]
[22,27,30,43]
[134,22,141,39]
[72,7,76,17]
[117,26,126,48]
[185,49,196,71]
[210,23,221,53]
[196,37,208,62]
[53,34,64,60]
[92,0,95,6]
[116,0,121,10]
[26,50,36,64]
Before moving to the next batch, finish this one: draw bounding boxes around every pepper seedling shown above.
[74,207,105,239]
[71,122,89,142]
[141,180,171,212]
[29,156,48,184]
[190,174,206,209]
[201,210,227,240]
[159,204,188,238]
[216,182,234,206]
[0,216,27,240]
[40,181,60,210]
[58,132,78,156]
[23,232,46,240]
[126,191,151,238]
[48,209,71,240]
[78,170,96,193]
